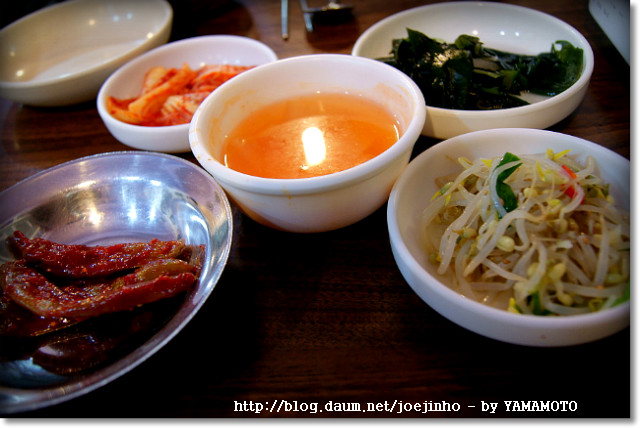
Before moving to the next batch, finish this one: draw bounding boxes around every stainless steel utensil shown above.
[300,0,353,32]
[281,0,289,39]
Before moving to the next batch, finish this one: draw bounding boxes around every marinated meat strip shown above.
[1,259,196,319]
[9,231,186,278]
[1,232,203,337]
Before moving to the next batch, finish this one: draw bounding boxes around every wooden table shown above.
[0,0,630,418]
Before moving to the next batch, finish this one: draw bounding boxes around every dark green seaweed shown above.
[378,29,584,110]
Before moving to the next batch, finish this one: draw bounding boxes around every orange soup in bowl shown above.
[219,92,400,179]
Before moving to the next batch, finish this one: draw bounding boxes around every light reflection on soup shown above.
[219,92,400,179]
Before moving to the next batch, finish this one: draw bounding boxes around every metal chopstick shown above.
[281,0,289,39]
[299,0,314,33]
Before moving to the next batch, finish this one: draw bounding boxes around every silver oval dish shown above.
[0,152,233,413]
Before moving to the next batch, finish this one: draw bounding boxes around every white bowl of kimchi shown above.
[97,35,278,153]
[388,128,630,347]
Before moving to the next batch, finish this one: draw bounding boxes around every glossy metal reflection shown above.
[0,152,233,414]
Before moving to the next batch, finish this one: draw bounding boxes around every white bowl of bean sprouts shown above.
[387,128,630,346]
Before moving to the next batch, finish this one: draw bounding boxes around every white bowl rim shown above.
[0,0,173,90]
[189,53,427,196]
[351,1,595,117]
[96,34,278,135]
[387,128,630,331]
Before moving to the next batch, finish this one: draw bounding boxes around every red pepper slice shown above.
[561,164,582,202]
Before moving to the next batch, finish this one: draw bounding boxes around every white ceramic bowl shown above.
[352,2,594,140]
[387,128,630,346]
[0,151,232,413]
[97,35,278,153]
[0,0,172,107]
[190,54,426,233]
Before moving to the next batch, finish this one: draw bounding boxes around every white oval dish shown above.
[0,0,173,107]
[387,128,630,347]
[352,2,594,139]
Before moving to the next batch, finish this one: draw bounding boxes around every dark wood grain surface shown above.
[0,0,630,418]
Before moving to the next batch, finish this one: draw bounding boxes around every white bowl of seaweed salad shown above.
[352,2,594,139]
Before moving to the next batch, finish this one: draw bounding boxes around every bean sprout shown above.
[421,150,630,315]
